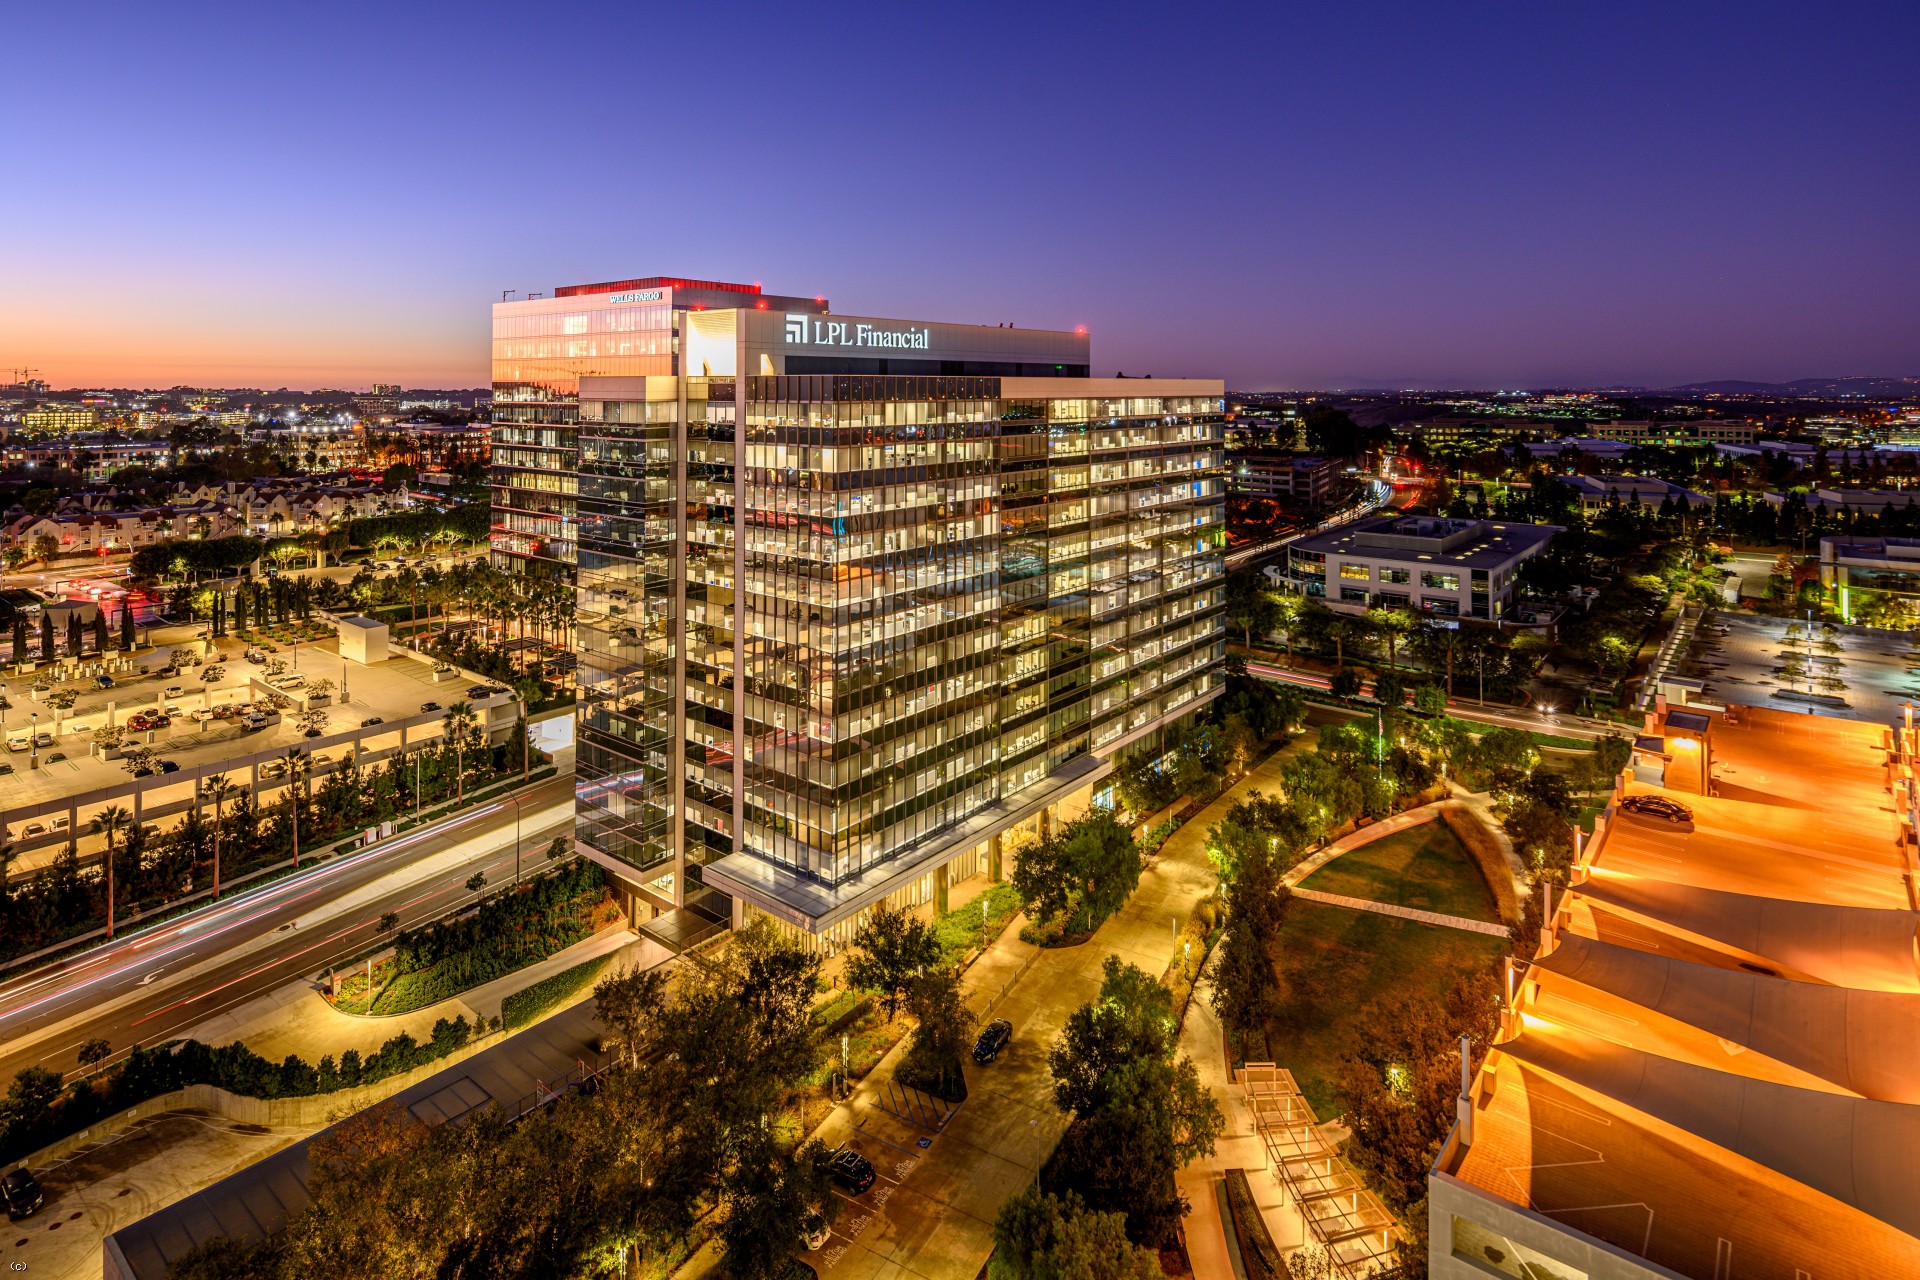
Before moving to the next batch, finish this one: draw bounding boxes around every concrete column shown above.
[988,833,1003,883]
[934,862,949,915]
[132,780,143,823]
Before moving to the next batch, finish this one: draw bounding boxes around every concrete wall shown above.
[1429,1169,1687,1280]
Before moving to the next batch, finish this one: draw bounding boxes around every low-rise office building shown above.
[1229,450,1338,506]
[1602,418,1756,445]
[1282,514,1559,619]
[1558,474,1711,514]
[1431,703,1920,1280]
[1766,486,1920,515]
[1820,534,1920,612]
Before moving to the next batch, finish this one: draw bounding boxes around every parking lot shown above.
[0,632,519,876]
[1684,611,1920,724]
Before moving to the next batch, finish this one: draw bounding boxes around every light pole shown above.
[512,793,524,884]
[28,711,39,770]
[413,750,422,820]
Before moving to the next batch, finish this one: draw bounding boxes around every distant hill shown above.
[1661,375,1920,397]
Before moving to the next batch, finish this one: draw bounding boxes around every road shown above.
[1225,477,1397,569]
[0,772,574,1084]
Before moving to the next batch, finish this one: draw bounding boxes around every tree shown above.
[720,1134,838,1280]
[1012,810,1140,935]
[1226,570,1282,649]
[121,603,136,651]
[900,967,974,1101]
[989,1188,1161,1280]
[92,803,130,938]
[77,1038,111,1071]
[845,900,942,1022]
[39,611,53,663]
[30,532,58,566]
[204,774,239,900]
[1045,960,1223,1248]
[1212,845,1291,1049]
[442,700,477,803]
[1328,666,1362,699]
[281,748,311,864]
[1413,684,1448,716]
[1367,606,1418,670]
[593,964,669,1067]
[1372,669,1406,709]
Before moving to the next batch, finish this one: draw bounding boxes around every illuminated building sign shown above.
[784,314,930,349]
[607,290,663,303]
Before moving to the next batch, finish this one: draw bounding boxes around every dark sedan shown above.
[972,1018,1013,1064]
[828,1149,875,1195]
[3,1167,44,1220]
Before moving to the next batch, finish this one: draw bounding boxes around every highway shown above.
[0,771,575,1084]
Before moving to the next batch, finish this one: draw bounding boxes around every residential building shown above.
[248,421,366,470]
[1282,514,1559,619]
[1557,474,1711,513]
[2,501,237,553]
[1229,451,1338,506]
[1432,703,1920,1280]
[532,278,1224,946]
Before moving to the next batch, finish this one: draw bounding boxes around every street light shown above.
[28,711,39,770]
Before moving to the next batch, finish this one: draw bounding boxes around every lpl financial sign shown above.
[784,313,930,350]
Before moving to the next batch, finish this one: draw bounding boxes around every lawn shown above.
[1299,821,1500,923]
[1255,901,1507,1116]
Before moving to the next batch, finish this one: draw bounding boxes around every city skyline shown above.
[3,2,1916,391]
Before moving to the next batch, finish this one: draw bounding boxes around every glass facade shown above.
[575,372,1226,917]
[496,284,1225,927]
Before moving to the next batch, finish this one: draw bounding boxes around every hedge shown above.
[1224,1168,1290,1280]
[501,954,615,1030]
[1438,805,1520,924]
[0,1016,485,1166]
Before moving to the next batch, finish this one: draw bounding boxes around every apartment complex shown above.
[495,278,1227,941]
[1432,702,1920,1280]
[1282,514,1558,619]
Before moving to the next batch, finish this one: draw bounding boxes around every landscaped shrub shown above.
[501,954,615,1030]
[335,858,619,1015]
[1437,806,1519,923]
[0,1016,486,1166]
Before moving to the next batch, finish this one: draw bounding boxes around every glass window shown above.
[1339,563,1371,580]
[1381,567,1411,584]
[1341,587,1369,603]
[1421,571,1460,590]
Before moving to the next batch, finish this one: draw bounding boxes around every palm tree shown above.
[204,774,239,900]
[1323,615,1354,668]
[281,748,311,866]
[92,803,130,939]
[1368,607,1418,671]
[442,701,477,804]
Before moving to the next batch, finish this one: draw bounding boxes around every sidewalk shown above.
[799,739,1307,1280]
[1287,887,1507,937]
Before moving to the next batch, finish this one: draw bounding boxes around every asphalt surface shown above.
[0,772,574,1083]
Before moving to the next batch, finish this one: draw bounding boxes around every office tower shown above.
[494,279,1227,942]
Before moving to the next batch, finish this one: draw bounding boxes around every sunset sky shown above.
[2,0,1915,391]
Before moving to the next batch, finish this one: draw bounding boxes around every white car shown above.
[192,708,216,723]
[66,721,92,735]
[51,815,69,831]
[6,735,28,753]
[165,703,182,716]
[166,685,184,698]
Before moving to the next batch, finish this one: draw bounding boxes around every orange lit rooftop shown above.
[1432,702,1920,1279]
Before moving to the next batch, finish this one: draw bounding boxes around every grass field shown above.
[1257,901,1508,1116]
[1299,821,1501,922]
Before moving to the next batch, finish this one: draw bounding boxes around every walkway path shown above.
[794,740,1309,1280]
[1279,803,1445,889]
[1286,887,1508,937]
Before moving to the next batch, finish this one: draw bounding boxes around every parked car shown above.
[154,665,177,679]
[420,701,441,713]
[972,1018,1013,1064]
[803,1211,831,1251]
[827,1149,876,1195]
[6,734,28,753]
[1620,795,1693,824]
[23,823,46,838]
[260,759,287,777]
[361,716,384,727]
[192,709,215,723]
[166,685,184,698]
[95,674,115,689]
[51,815,69,830]
[66,721,92,735]
[0,763,13,775]
[33,731,52,748]
[242,714,271,732]
[157,759,180,774]
[3,1167,44,1220]
[46,752,65,764]
[245,650,266,664]
[466,684,495,698]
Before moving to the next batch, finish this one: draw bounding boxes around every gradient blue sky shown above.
[3,1,1915,391]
